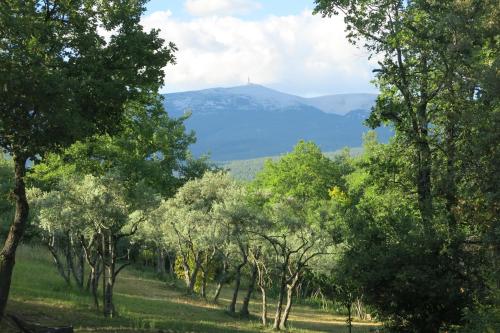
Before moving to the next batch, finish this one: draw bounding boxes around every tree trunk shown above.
[81,235,100,308]
[213,281,223,303]
[417,133,433,226]
[200,269,207,299]
[240,263,258,317]
[273,270,287,330]
[444,120,458,228]
[102,232,115,318]
[166,252,175,275]
[76,246,85,289]
[181,254,191,288]
[279,274,299,330]
[415,59,433,227]
[228,259,247,313]
[187,255,201,295]
[89,264,100,308]
[47,236,70,285]
[347,301,352,333]
[156,248,166,276]
[0,155,28,319]
[260,286,268,326]
[354,297,365,320]
[65,235,84,289]
[213,258,228,303]
[65,235,73,284]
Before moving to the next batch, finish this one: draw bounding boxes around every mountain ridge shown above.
[165,84,378,116]
[162,84,390,161]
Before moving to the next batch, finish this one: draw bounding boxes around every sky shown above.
[142,0,378,97]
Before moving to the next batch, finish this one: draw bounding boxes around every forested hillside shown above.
[223,147,363,180]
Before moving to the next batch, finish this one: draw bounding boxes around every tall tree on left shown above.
[0,0,175,318]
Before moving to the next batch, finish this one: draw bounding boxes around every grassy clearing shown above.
[2,245,379,333]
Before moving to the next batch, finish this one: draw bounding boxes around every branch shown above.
[113,262,131,284]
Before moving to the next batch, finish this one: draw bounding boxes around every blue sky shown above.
[146,0,316,18]
[141,0,377,96]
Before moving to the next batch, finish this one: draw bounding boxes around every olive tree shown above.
[30,175,143,317]
[251,141,345,330]
[157,172,237,295]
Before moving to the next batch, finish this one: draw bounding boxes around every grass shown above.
[2,245,380,333]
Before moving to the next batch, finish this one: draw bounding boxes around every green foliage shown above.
[29,95,195,201]
[314,0,498,331]
[174,254,216,293]
[30,174,135,239]
[223,147,362,181]
[460,288,500,333]
[253,141,349,207]
[0,154,13,235]
[0,0,175,159]
[155,172,244,290]
[330,136,488,332]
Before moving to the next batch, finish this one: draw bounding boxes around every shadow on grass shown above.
[5,246,380,333]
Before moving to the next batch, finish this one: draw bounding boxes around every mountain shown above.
[163,84,390,161]
[306,93,378,115]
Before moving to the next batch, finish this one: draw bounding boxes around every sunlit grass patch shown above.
[3,245,380,333]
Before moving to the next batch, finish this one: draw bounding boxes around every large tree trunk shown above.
[65,234,84,289]
[181,254,191,287]
[415,58,433,227]
[416,132,433,226]
[81,235,100,308]
[166,251,175,275]
[0,155,28,319]
[444,119,458,228]
[240,263,258,317]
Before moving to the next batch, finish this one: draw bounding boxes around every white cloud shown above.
[141,10,377,96]
[185,0,261,17]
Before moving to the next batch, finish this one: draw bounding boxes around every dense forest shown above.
[0,1,498,333]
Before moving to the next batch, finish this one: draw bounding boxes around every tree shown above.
[214,186,262,314]
[0,0,174,317]
[314,0,497,230]
[158,172,238,295]
[30,175,143,317]
[314,1,498,330]
[251,141,345,330]
[29,188,86,288]
[29,94,195,200]
[330,135,486,332]
[28,94,205,280]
